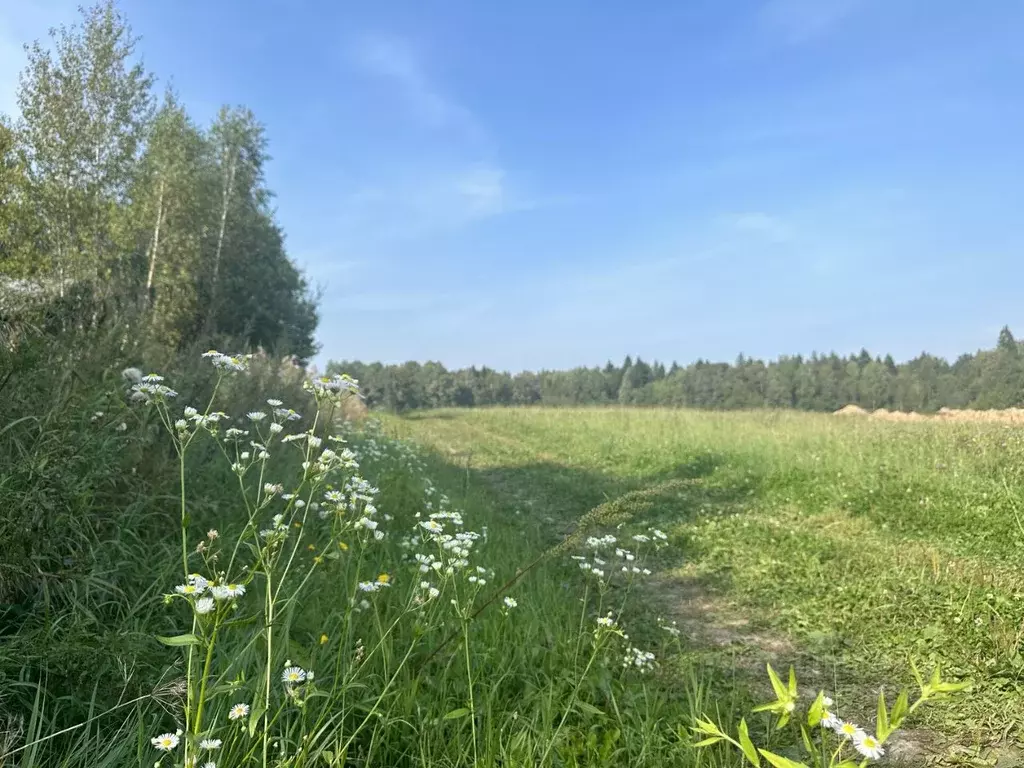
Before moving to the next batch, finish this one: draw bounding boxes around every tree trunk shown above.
[209,151,236,327]
[145,178,165,304]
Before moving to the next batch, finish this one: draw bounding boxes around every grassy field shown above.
[390,406,1024,764]
[4,340,1008,767]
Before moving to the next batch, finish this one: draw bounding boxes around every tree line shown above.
[328,327,1024,413]
[0,2,317,360]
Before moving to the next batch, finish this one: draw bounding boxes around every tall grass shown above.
[2,339,742,767]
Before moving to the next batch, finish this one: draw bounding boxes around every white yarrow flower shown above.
[503,596,518,609]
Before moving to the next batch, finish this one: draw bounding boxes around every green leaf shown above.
[766,664,788,701]
[890,689,909,729]
[788,666,798,697]
[758,748,810,768]
[575,701,606,717]
[444,707,472,720]
[807,691,825,727]
[155,633,200,646]
[248,703,267,738]
[876,689,889,742]
[752,702,780,714]
[693,717,726,737]
[738,719,760,766]
[693,736,724,748]
[800,724,814,755]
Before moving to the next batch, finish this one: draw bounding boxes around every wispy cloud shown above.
[336,161,534,245]
[720,211,794,243]
[759,0,866,44]
[350,33,485,145]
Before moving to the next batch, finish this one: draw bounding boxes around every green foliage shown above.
[2,0,317,362]
[331,330,1024,413]
[695,664,966,767]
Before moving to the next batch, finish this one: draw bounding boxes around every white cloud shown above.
[337,161,519,245]
[350,33,484,144]
[721,211,793,243]
[760,0,866,44]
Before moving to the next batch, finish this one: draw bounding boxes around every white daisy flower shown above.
[199,738,222,750]
[195,597,215,615]
[853,733,885,760]
[151,732,179,751]
[202,762,217,768]
[247,411,266,422]
[357,517,378,530]
[420,520,443,533]
[267,399,283,407]
[228,703,250,721]
[282,666,307,684]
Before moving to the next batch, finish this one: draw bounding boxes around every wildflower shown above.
[175,581,204,596]
[267,399,283,407]
[247,411,266,422]
[503,596,518,609]
[202,762,217,768]
[195,597,215,615]
[420,520,443,533]
[175,419,188,430]
[623,646,656,671]
[228,703,250,721]
[207,529,218,540]
[142,373,164,383]
[121,367,143,383]
[596,614,615,627]
[358,581,380,592]
[836,722,867,742]
[116,422,127,432]
[357,517,378,530]
[215,583,245,600]
[822,696,834,707]
[199,738,222,750]
[282,666,307,684]
[821,710,841,730]
[376,573,391,586]
[320,633,329,645]
[854,733,885,760]
[269,422,283,434]
[184,406,198,418]
[151,732,179,751]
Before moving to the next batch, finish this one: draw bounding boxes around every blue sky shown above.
[3,0,1024,371]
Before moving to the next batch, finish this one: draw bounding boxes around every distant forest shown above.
[328,327,1024,413]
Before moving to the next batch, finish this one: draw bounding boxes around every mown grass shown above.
[390,407,1024,762]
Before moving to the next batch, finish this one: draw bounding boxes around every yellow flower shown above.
[339,541,348,551]
[313,555,324,565]
[319,633,329,645]
[376,573,390,585]
[307,544,316,551]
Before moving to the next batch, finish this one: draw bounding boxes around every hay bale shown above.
[834,404,868,416]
